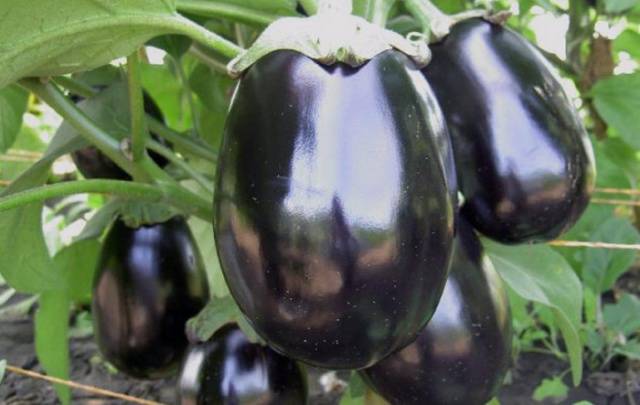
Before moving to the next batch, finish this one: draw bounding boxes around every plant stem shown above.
[19,79,148,181]
[189,45,229,75]
[147,117,217,162]
[127,51,148,165]
[52,76,97,99]
[404,0,484,39]
[366,0,396,27]
[170,15,244,59]
[0,180,212,221]
[147,140,214,195]
[176,0,284,26]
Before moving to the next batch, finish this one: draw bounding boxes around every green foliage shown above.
[603,294,640,336]
[532,377,569,402]
[0,0,187,89]
[604,0,639,13]
[592,73,640,149]
[0,85,29,153]
[485,242,583,384]
[35,291,71,404]
[186,295,258,343]
[57,240,101,302]
[583,218,640,293]
[340,373,366,405]
[614,29,640,60]
[0,0,637,402]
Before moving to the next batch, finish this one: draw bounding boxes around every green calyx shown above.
[227,5,431,78]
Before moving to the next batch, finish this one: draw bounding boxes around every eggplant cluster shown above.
[213,16,593,405]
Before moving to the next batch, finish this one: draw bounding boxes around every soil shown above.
[1,289,639,404]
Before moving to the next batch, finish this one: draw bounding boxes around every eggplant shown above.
[92,216,209,378]
[425,18,595,243]
[177,324,308,405]
[361,218,512,405]
[214,50,456,369]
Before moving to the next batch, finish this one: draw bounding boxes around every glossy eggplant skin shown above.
[214,50,456,369]
[425,18,595,243]
[92,216,209,379]
[177,324,308,405]
[361,219,512,405]
[71,92,169,180]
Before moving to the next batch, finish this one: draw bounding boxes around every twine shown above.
[5,364,165,405]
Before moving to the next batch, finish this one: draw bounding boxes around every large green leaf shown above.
[583,217,640,293]
[57,239,101,302]
[141,63,193,132]
[592,73,640,149]
[0,0,193,89]
[614,29,640,60]
[605,0,639,13]
[0,203,59,292]
[0,126,47,185]
[35,291,71,404]
[189,63,234,147]
[603,294,640,336]
[0,114,86,293]
[0,85,28,153]
[485,241,583,385]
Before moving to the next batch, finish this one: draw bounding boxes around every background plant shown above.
[0,0,638,403]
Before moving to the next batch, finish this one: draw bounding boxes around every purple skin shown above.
[177,324,308,405]
[92,217,209,379]
[424,18,595,243]
[361,218,512,405]
[214,49,456,369]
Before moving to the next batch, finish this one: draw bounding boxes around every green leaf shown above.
[485,241,583,385]
[55,239,101,302]
[603,294,640,336]
[148,35,192,59]
[0,85,28,153]
[583,217,640,293]
[141,63,193,131]
[613,339,640,360]
[189,63,234,147]
[188,217,229,298]
[0,126,47,186]
[0,0,185,89]
[605,0,639,13]
[0,106,89,293]
[0,359,5,384]
[599,137,640,186]
[55,79,137,148]
[186,295,248,342]
[220,0,297,13]
[533,377,569,401]
[0,202,59,292]
[35,290,71,404]
[75,200,122,242]
[614,29,640,60]
[532,377,569,402]
[341,373,366,405]
[592,73,640,149]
